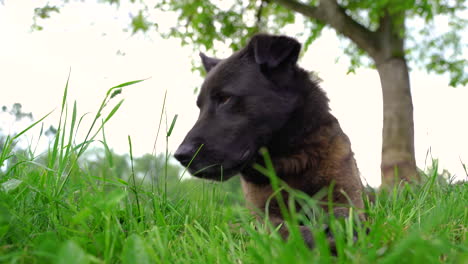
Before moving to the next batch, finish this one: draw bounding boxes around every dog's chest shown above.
[240,177,273,211]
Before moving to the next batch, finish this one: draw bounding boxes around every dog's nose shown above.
[174,144,195,167]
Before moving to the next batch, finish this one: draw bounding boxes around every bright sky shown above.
[1,0,467,186]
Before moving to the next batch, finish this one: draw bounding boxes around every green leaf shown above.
[166,114,178,137]
[100,126,114,167]
[106,79,147,97]
[55,240,89,264]
[12,111,52,141]
[1,179,22,193]
[131,11,150,33]
[95,189,127,210]
[59,69,71,112]
[121,234,152,264]
[104,99,124,123]
[34,5,60,19]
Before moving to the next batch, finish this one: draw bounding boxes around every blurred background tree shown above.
[0,103,33,154]
[33,0,467,186]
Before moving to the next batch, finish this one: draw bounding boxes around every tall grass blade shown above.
[104,99,124,123]
[128,135,142,219]
[166,114,178,137]
[11,111,53,141]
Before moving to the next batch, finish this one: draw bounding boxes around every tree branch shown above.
[272,0,380,58]
[255,0,267,30]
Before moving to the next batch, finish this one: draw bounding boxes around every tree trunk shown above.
[376,57,419,186]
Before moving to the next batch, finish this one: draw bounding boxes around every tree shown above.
[33,0,467,186]
[0,103,34,150]
[0,103,34,171]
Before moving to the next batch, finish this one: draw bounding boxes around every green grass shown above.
[0,79,467,263]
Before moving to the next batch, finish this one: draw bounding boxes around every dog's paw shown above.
[299,226,315,249]
[323,224,359,255]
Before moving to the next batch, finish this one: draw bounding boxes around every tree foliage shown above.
[0,104,33,154]
[33,0,467,86]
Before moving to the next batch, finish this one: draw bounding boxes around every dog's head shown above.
[175,34,303,180]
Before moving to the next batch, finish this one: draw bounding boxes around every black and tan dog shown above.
[174,34,364,247]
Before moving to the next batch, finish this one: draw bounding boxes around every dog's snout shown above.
[174,144,196,167]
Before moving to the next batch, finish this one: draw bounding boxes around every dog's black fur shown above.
[175,34,364,248]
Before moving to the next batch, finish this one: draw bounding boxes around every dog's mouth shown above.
[187,149,254,181]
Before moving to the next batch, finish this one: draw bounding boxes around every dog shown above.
[174,34,364,248]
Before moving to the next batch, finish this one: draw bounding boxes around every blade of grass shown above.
[128,135,142,220]
[166,114,178,137]
[55,79,144,196]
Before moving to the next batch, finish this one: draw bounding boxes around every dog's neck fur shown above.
[241,68,335,184]
[273,68,333,150]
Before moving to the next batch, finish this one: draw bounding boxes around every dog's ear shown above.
[200,52,222,73]
[249,34,301,69]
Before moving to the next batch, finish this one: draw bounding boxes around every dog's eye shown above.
[216,94,232,105]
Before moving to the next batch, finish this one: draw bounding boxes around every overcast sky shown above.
[1,0,467,186]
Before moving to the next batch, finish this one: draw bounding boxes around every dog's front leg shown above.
[324,206,363,254]
[268,216,315,248]
[269,207,360,252]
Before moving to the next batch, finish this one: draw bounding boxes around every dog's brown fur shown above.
[242,119,363,213]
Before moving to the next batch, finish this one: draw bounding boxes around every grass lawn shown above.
[1,80,467,263]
